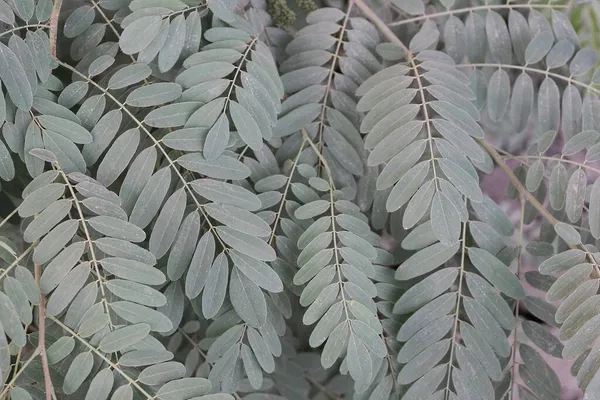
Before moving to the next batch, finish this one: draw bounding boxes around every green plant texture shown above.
[0,0,598,399]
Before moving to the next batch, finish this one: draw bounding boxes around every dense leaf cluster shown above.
[0,0,599,399]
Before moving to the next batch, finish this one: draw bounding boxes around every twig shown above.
[34,263,54,400]
[49,0,63,56]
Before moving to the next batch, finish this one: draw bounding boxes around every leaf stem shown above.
[388,3,570,27]
[49,0,62,56]
[34,262,54,400]
[0,348,41,398]
[48,315,155,399]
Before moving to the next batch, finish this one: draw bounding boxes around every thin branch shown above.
[480,140,600,276]
[388,3,570,27]
[0,348,41,398]
[459,63,600,96]
[508,197,526,400]
[34,263,54,400]
[268,138,307,246]
[305,377,343,400]
[0,24,49,39]
[49,0,63,56]
[48,315,155,399]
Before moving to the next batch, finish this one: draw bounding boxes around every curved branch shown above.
[389,2,571,27]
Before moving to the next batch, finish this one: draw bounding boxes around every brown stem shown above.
[34,263,54,400]
[479,141,559,225]
[49,0,63,57]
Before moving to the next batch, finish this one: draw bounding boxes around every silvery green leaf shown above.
[3,277,30,325]
[100,257,165,285]
[429,101,483,138]
[149,188,186,259]
[564,130,598,156]
[7,0,33,21]
[126,83,182,107]
[538,77,561,133]
[524,295,558,327]
[0,43,32,110]
[540,249,587,275]
[522,320,563,358]
[0,0,14,24]
[184,230,214,297]
[130,167,171,229]
[46,263,89,315]
[486,11,512,64]
[43,131,86,173]
[205,203,270,237]
[110,301,172,333]
[39,115,93,144]
[139,362,185,386]
[438,158,482,202]
[39,242,84,294]
[461,322,501,380]
[99,324,150,353]
[95,237,155,265]
[562,85,583,142]
[97,128,140,187]
[230,268,267,328]
[156,378,211,400]
[550,163,568,210]
[230,101,263,150]
[403,180,435,229]
[510,72,534,133]
[486,68,510,122]
[443,16,466,63]
[376,139,426,190]
[203,114,229,161]
[64,6,96,38]
[63,352,94,394]
[566,168,586,223]
[410,20,439,53]
[547,262,591,303]
[525,160,544,192]
[145,102,201,128]
[525,31,554,65]
[546,38,575,69]
[23,199,72,243]
[554,222,582,245]
[18,182,65,217]
[398,339,451,385]
[202,252,228,318]
[396,242,459,281]
[119,16,163,55]
[88,54,114,77]
[552,10,579,46]
[47,336,75,365]
[108,63,152,90]
[394,268,458,314]
[463,297,510,357]
[191,179,261,211]
[468,247,525,299]
[106,279,166,307]
[84,368,113,400]
[231,251,282,293]
[88,216,146,242]
[392,0,423,15]
[386,160,429,212]
[111,386,133,400]
[216,226,276,262]
[158,14,186,73]
[430,191,461,246]
[466,272,514,330]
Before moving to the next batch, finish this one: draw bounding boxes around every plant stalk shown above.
[34,263,54,400]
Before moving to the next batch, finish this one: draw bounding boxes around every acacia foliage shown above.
[0,0,598,399]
